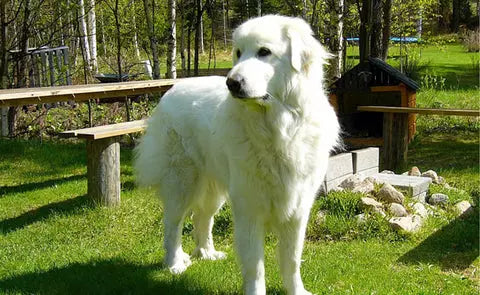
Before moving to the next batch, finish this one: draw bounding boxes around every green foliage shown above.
[461,29,480,52]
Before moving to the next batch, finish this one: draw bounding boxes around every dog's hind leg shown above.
[192,182,226,260]
[163,195,192,274]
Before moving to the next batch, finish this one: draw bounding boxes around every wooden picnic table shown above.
[0,79,183,107]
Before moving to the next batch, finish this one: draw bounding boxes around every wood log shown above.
[382,113,408,170]
[86,137,120,206]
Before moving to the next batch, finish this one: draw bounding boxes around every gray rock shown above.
[360,197,384,215]
[338,174,362,190]
[408,166,421,176]
[412,202,428,218]
[389,215,423,232]
[455,201,474,217]
[421,170,439,184]
[377,183,405,204]
[355,213,367,224]
[437,176,446,185]
[428,193,449,206]
[389,203,408,217]
[381,170,395,175]
[364,176,378,184]
[352,179,375,194]
[412,192,427,203]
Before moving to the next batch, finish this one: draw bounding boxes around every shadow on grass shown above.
[0,194,94,234]
[0,174,86,196]
[0,259,214,294]
[398,208,479,271]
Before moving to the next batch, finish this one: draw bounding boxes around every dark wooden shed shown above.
[329,57,420,148]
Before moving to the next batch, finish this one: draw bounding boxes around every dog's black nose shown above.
[226,77,242,94]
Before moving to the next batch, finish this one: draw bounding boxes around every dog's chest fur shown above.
[218,100,324,220]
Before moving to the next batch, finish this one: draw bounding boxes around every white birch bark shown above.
[199,0,204,54]
[222,0,227,47]
[132,3,141,59]
[167,0,177,78]
[88,0,97,72]
[79,0,91,69]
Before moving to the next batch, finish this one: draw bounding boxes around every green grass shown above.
[0,133,478,294]
[0,42,479,294]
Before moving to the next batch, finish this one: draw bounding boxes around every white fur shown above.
[134,15,340,295]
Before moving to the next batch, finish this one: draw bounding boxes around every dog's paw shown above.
[166,251,192,274]
[192,247,227,260]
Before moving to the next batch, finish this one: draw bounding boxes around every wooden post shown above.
[382,112,409,170]
[48,52,55,86]
[62,48,72,85]
[86,137,121,206]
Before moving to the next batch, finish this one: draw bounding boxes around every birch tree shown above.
[79,0,91,70]
[143,0,160,79]
[326,0,344,79]
[88,0,98,72]
[167,0,177,78]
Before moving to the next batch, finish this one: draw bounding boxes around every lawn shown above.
[0,43,478,294]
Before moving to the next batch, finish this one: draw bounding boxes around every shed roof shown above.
[331,57,420,91]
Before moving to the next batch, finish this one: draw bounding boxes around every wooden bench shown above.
[357,106,480,170]
[59,120,147,206]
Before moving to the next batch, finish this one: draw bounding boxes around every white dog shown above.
[134,15,340,295]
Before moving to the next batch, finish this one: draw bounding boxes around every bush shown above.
[462,29,480,52]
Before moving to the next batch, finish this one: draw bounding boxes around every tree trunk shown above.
[0,0,8,136]
[380,0,391,60]
[0,0,7,89]
[359,0,373,63]
[222,0,227,47]
[79,0,91,70]
[88,0,97,72]
[452,0,460,32]
[180,0,186,76]
[167,0,177,78]
[257,0,261,16]
[199,0,204,54]
[143,0,160,79]
[370,0,382,58]
[194,0,200,76]
[327,0,344,79]
[132,2,141,59]
[302,0,306,19]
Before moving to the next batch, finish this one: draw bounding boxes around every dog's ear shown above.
[285,18,331,73]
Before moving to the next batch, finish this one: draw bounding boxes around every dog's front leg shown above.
[232,205,266,295]
[277,213,312,295]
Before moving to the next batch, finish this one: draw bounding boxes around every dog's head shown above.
[226,15,329,102]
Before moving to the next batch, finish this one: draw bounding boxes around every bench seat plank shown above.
[358,106,479,116]
[60,119,147,140]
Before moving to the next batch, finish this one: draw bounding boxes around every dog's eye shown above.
[236,49,241,59]
[257,47,271,57]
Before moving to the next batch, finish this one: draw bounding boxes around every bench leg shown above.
[383,113,409,171]
[86,137,120,206]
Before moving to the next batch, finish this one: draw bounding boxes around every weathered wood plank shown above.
[60,119,147,140]
[358,106,479,116]
[0,79,188,107]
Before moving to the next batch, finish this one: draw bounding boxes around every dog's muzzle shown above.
[226,77,247,98]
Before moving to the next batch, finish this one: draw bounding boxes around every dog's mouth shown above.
[231,93,270,101]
